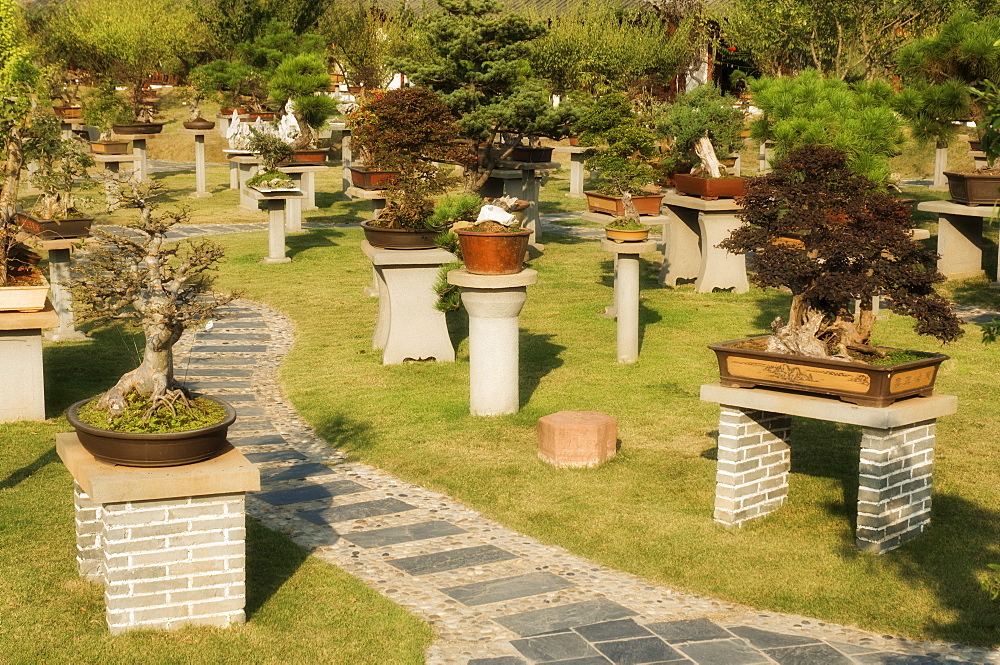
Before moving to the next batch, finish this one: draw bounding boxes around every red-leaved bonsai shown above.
[720,145,963,360]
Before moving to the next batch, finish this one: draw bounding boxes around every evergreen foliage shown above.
[656,84,744,174]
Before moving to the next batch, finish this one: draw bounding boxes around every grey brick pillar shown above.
[74,482,104,583]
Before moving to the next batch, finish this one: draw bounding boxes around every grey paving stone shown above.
[195,332,271,341]
[345,520,467,549]
[186,356,258,365]
[182,381,254,390]
[441,571,573,607]
[574,619,653,643]
[495,599,638,638]
[387,545,517,576]
[210,393,256,402]
[545,658,613,665]
[765,643,854,665]
[647,619,733,643]
[512,632,602,663]
[300,498,417,523]
[212,320,267,329]
[854,655,975,665]
[467,658,527,665]
[677,639,770,665]
[229,419,273,432]
[728,627,820,649]
[257,480,368,506]
[259,462,334,482]
[183,367,254,377]
[592,636,682,664]
[827,642,881,656]
[229,433,286,446]
[235,406,266,417]
[190,345,268,353]
[243,449,307,464]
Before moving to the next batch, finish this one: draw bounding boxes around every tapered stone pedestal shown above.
[448,268,538,416]
[916,199,994,281]
[244,188,303,263]
[555,146,589,197]
[660,193,749,293]
[187,130,212,198]
[31,238,90,341]
[278,164,328,231]
[0,302,59,422]
[109,133,155,180]
[601,238,658,363]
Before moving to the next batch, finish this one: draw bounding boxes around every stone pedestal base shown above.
[660,194,749,293]
[600,238,658,363]
[58,433,260,633]
[701,384,957,554]
[448,269,538,416]
[538,411,617,468]
[245,188,302,264]
[0,304,59,422]
[915,199,995,280]
[188,131,211,198]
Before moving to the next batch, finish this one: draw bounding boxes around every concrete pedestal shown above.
[660,193,749,293]
[555,146,589,197]
[56,433,260,634]
[970,150,988,169]
[933,142,949,189]
[362,241,457,365]
[601,238,658,363]
[448,268,538,416]
[230,156,262,212]
[488,161,559,252]
[187,131,211,198]
[340,127,353,194]
[700,384,957,554]
[33,239,89,342]
[278,165,328,231]
[244,188,303,263]
[0,303,59,421]
[916,199,994,280]
[92,153,139,177]
[345,186,387,218]
[110,133,154,180]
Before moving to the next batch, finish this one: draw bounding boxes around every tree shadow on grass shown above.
[536,230,591,246]
[0,447,59,491]
[285,228,343,259]
[311,412,378,459]
[245,516,310,618]
[43,325,144,416]
[520,331,566,407]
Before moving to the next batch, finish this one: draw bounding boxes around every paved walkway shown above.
[163,285,997,664]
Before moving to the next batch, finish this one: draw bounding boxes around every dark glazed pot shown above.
[183,118,216,130]
[112,122,165,135]
[66,396,236,467]
[943,171,1000,206]
[455,228,533,275]
[361,220,442,250]
[15,212,94,240]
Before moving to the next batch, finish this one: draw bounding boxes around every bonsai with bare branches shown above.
[69,177,237,418]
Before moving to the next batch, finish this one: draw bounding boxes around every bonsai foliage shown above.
[81,83,134,140]
[245,128,295,188]
[748,69,904,184]
[190,60,260,110]
[720,145,963,361]
[319,0,403,90]
[68,178,236,417]
[974,80,1000,167]
[268,52,336,149]
[25,114,95,220]
[656,84,745,174]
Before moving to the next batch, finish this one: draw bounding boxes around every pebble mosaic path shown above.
[155,215,998,664]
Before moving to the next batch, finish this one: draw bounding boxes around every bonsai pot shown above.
[361,220,441,250]
[246,111,275,121]
[568,137,580,147]
[288,149,330,164]
[0,273,49,313]
[349,166,399,190]
[943,171,1000,206]
[673,173,748,199]
[708,337,948,407]
[604,226,650,243]
[509,146,554,163]
[221,107,247,116]
[585,191,664,216]
[52,105,83,120]
[15,212,94,240]
[455,227,533,275]
[66,395,237,467]
[90,140,130,155]
[112,122,165,135]
[183,118,216,130]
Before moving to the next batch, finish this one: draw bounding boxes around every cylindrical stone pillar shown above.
[448,269,538,416]
[601,238,657,364]
[192,133,210,197]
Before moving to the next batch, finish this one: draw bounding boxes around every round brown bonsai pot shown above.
[455,227,533,275]
[183,118,216,130]
[112,122,165,135]
[604,226,650,243]
[361,220,442,250]
[66,396,237,467]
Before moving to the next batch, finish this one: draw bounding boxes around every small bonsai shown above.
[605,218,645,231]
[268,53,338,149]
[245,128,295,189]
[67,177,236,424]
[25,114,95,220]
[656,84,745,177]
[82,84,134,141]
[720,145,963,361]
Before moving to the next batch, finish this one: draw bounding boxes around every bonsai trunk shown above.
[0,129,26,286]
[767,293,880,361]
[620,191,639,222]
[694,136,723,178]
[97,323,181,415]
[290,115,314,150]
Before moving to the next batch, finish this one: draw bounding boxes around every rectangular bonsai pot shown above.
[709,337,948,407]
[15,213,94,240]
[585,191,664,216]
[509,146,554,163]
[673,173,748,199]
[90,140,130,155]
[348,166,399,190]
[289,149,330,164]
[943,171,1000,206]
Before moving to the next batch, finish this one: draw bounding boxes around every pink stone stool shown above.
[537,411,618,468]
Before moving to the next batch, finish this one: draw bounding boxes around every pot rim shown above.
[708,335,949,371]
[454,227,533,237]
[361,219,445,233]
[584,190,665,200]
[66,395,236,441]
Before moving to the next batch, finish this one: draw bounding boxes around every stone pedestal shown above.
[187,131,211,198]
[345,186,387,218]
[0,303,59,422]
[915,199,994,281]
[34,238,89,342]
[555,146,589,197]
[970,150,988,169]
[278,164,328,231]
[932,142,949,189]
[700,384,957,554]
[600,238,658,363]
[244,188,303,264]
[110,133,154,180]
[489,161,559,252]
[448,268,538,416]
[229,156,262,212]
[339,126,353,194]
[537,411,617,468]
[56,433,260,634]
[362,241,457,365]
[92,154,139,177]
[660,193,749,293]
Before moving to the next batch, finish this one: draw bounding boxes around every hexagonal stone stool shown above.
[537,411,617,468]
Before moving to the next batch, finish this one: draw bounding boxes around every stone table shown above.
[488,160,560,252]
[361,241,457,365]
[229,155,262,212]
[660,193,749,293]
[601,238,659,363]
[345,186,388,218]
[186,129,212,198]
[916,199,996,281]
[701,383,957,554]
[0,302,59,422]
[92,153,139,176]
[109,132,156,180]
[448,268,538,416]
[56,433,259,634]
[244,187,304,264]
[277,164,328,231]
[553,146,589,198]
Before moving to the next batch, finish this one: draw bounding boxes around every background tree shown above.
[318,0,403,90]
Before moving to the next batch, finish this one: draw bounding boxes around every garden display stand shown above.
[361,241,457,365]
[344,186,387,219]
[229,155,262,212]
[915,199,995,281]
[56,432,259,634]
[659,193,750,293]
[28,236,91,342]
[335,123,353,194]
[244,187,303,264]
[185,129,212,198]
[601,238,658,363]
[278,164,327,231]
[447,268,538,416]
[554,145,589,198]
[700,383,957,554]
[487,159,560,252]
[0,302,59,422]
[109,131,156,181]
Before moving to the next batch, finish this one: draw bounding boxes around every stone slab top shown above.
[495,160,560,170]
[56,432,260,503]
[553,146,590,154]
[109,134,156,141]
[661,192,744,212]
[229,155,262,164]
[700,383,958,429]
[0,300,59,331]
[600,238,660,255]
[279,164,329,174]
[345,186,387,200]
[361,240,456,266]
[916,199,999,217]
[581,211,670,225]
[328,122,348,131]
[91,154,139,163]
[448,268,538,289]
[243,187,304,201]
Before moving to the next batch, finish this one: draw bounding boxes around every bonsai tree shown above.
[576,93,658,221]
[268,53,338,149]
[974,80,1000,168]
[82,83,139,140]
[25,114,95,220]
[319,0,403,91]
[656,84,745,176]
[190,60,260,111]
[67,177,236,418]
[720,145,963,360]
[245,128,295,189]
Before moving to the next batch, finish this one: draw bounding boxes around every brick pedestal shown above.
[58,433,260,633]
[538,411,617,468]
[701,384,957,554]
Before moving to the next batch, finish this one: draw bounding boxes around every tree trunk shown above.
[766,294,836,359]
[621,191,639,222]
[694,136,723,178]
[97,324,178,416]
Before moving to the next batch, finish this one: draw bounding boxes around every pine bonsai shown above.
[720,145,963,361]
